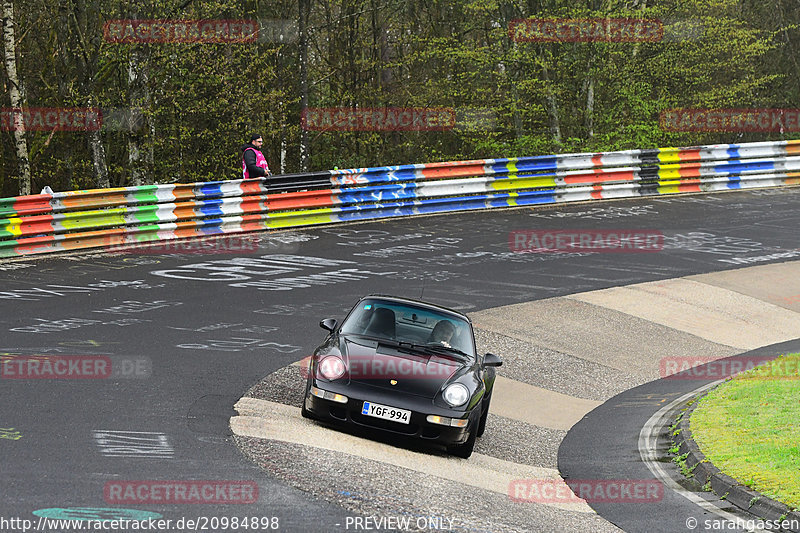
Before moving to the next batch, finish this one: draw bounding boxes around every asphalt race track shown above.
[560,337,800,533]
[1,188,799,533]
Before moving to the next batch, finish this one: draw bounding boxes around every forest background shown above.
[2,0,799,196]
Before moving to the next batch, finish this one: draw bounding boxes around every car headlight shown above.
[442,383,469,407]
[318,356,346,380]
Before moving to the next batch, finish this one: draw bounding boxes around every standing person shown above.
[241,134,271,179]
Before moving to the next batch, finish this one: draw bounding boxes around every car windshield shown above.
[340,299,475,358]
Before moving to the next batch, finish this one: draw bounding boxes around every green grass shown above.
[690,352,800,509]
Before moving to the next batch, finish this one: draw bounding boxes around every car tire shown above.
[476,390,492,438]
[301,375,316,420]
[447,423,477,459]
[300,396,315,420]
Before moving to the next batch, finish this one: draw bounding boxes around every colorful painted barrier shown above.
[1,139,799,258]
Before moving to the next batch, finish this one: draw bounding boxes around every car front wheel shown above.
[476,390,492,438]
[300,394,319,420]
[301,376,315,420]
[447,423,477,459]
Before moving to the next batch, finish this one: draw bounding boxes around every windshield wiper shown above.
[345,335,471,360]
[344,335,424,352]
[395,341,470,360]
[421,343,471,358]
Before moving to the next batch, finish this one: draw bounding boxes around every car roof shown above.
[360,294,472,323]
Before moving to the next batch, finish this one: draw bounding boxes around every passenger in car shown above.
[428,320,456,346]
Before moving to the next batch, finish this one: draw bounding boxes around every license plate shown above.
[361,401,411,424]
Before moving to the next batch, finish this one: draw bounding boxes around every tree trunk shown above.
[87,90,109,188]
[506,40,524,138]
[2,0,31,195]
[372,0,392,88]
[775,0,800,121]
[298,0,310,171]
[56,0,109,188]
[88,128,109,188]
[585,76,595,139]
[511,82,525,139]
[631,0,647,59]
[128,44,151,186]
[280,129,287,174]
[541,63,561,143]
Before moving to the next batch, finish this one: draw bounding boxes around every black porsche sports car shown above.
[301,295,502,458]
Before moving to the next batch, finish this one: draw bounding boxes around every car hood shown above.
[340,336,461,397]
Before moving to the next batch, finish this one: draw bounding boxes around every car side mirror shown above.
[484,352,503,367]
[319,318,338,332]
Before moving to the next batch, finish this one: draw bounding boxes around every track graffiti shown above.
[528,205,658,220]
[176,338,301,353]
[92,300,183,314]
[150,254,398,291]
[0,280,165,302]
[253,301,351,320]
[322,228,436,247]
[93,430,174,458]
[350,237,462,258]
[0,428,23,440]
[661,232,780,256]
[10,317,151,334]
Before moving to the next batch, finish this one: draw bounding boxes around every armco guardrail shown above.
[1,139,799,258]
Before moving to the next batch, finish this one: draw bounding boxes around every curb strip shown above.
[675,395,800,532]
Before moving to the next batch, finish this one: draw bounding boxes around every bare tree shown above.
[128,44,152,186]
[299,0,310,171]
[2,0,31,195]
[57,0,110,188]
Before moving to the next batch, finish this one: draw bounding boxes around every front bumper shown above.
[304,380,475,445]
